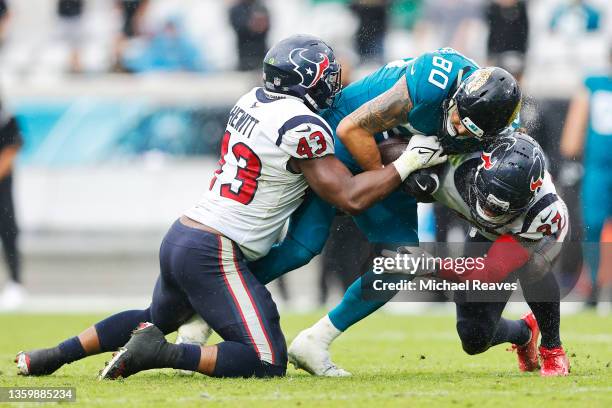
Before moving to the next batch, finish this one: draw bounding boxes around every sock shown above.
[523,273,562,349]
[94,308,151,351]
[528,302,561,348]
[57,336,86,365]
[213,341,261,378]
[490,318,530,347]
[328,273,389,332]
[173,343,201,371]
[309,315,342,347]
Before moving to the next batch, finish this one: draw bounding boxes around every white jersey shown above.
[409,153,569,246]
[185,87,334,260]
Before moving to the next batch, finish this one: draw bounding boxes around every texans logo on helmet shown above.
[529,149,545,192]
[289,48,330,89]
[479,136,517,170]
[481,152,494,170]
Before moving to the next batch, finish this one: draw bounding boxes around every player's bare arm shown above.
[0,144,20,180]
[295,155,401,215]
[336,76,413,171]
[292,134,446,215]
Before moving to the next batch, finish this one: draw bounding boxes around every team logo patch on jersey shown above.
[289,48,330,89]
[465,67,494,94]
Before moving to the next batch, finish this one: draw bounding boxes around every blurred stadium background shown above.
[0,0,611,313]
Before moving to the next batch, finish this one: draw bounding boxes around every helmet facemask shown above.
[442,85,487,142]
[468,169,533,229]
[306,61,342,110]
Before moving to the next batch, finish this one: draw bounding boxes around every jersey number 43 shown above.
[209,130,262,205]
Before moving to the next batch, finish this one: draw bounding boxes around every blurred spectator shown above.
[349,0,389,64]
[389,0,422,31]
[118,0,149,38]
[413,0,484,59]
[57,0,84,73]
[560,48,612,307]
[122,16,206,73]
[550,0,601,35]
[0,109,23,310]
[229,0,270,72]
[0,0,9,47]
[485,0,529,82]
[113,0,150,72]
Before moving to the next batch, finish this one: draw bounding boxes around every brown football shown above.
[378,137,410,165]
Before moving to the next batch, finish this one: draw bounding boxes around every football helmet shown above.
[468,131,546,229]
[262,34,342,111]
[441,67,521,146]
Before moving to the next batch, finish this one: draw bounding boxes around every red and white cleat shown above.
[539,346,570,376]
[509,312,540,372]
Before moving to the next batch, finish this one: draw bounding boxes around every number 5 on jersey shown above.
[210,130,262,205]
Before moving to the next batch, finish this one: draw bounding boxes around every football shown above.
[378,136,410,165]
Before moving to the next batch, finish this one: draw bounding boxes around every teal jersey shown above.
[322,48,480,172]
[584,75,612,168]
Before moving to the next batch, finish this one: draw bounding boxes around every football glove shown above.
[392,135,447,181]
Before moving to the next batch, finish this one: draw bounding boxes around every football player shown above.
[289,132,569,376]
[14,34,446,379]
[298,132,571,376]
[243,50,522,376]
[561,49,612,308]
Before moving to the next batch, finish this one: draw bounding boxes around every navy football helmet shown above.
[262,34,342,111]
[468,131,546,229]
[441,67,521,147]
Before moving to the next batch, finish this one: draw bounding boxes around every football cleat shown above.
[175,316,212,376]
[15,348,63,376]
[539,346,570,376]
[99,322,172,380]
[288,328,351,377]
[509,312,540,372]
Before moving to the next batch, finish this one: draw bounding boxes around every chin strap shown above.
[456,68,465,88]
[304,93,319,112]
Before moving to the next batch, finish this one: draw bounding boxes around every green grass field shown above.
[0,311,610,407]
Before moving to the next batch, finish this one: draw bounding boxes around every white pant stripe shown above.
[219,236,274,364]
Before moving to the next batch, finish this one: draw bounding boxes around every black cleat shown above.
[99,322,177,380]
[15,348,64,376]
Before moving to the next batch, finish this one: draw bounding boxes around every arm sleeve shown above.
[437,234,531,283]
[277,115,335,159]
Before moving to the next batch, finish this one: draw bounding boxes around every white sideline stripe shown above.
[219,236,274,364]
